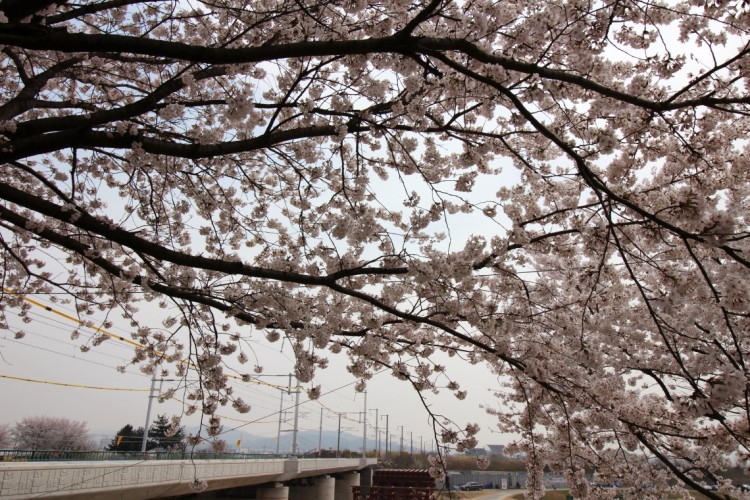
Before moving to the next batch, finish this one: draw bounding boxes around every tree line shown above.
[0,415,185,452]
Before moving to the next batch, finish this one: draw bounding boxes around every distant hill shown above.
[184,428,377,454]
[94,424,429,455]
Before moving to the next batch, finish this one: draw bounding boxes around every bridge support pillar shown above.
[289,475,335,500]
[257,482,289,499]
[335,471,359,500]
[359,466,373,487]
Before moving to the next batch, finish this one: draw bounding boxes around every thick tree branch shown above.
[1,27,745,113]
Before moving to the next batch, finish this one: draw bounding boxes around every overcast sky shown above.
[0,292,510,453]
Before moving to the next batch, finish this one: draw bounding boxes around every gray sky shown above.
[0,293,509,452]
[0,162,518,453]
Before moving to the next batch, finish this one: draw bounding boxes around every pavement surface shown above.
[440,490,522,499]
[480,491,521,499]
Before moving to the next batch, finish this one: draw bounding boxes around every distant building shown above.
[465,448,487,456]
[487,444,505,457]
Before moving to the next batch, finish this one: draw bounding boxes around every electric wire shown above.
[2,337,142,374]
[2,329,351,432]
[0,374,150,392]
[2,290,380,426]
[2,291,430,450]
[5,324,135,364]
[2,288,292,391]
[3,323,369,437]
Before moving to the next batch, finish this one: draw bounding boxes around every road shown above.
[479,491,521,499]
[439,490,522,500]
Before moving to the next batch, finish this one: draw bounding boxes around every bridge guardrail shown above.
[0,449,296,462]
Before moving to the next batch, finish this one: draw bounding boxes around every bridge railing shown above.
[0,449,296,462]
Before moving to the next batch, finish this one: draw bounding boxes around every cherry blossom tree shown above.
[0,0,749,497]
[12,416,93,450]
[0,423,11,449]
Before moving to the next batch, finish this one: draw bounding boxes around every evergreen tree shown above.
[148,415,185,451]
[108,417,185,452]
[107,424,147,452]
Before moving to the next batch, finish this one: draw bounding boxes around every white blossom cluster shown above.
[0,0,749,496]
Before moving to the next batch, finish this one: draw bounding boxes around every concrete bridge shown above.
[0,456,377,499]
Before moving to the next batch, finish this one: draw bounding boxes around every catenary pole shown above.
[318,407,323,456]
[276,388,284,454]
[381,414,389,459]
[337,413,342,457]
[291,380,300,454]
[373,409,379,457]
[140,370,157,452]
[362,391,367,455]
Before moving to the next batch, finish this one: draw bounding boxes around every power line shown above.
[5,325,134,364]
[0,374,151,392]
[2,290,433,446]
[1,337,143,374]
[2,329,365,436]
[3,324,339,432]
[2,288,142,348]
[2,288,292,390]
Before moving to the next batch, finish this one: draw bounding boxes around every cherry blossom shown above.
[0,1,748,497]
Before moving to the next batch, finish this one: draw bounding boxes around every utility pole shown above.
[247,374,299,454]
[362,391,367,456]
[337,413,342,457]
[410,431,413,455]
[318,407,323,457]
[291,375,300,455]
[371,409,379,457]
[336,412,360,458]
[245,373,306,455]
[399,425,404,454]
[141,370,158,453]
[381,414,389,459]
[276,388,284,454]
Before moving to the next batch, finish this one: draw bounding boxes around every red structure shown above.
[353,469,435,500]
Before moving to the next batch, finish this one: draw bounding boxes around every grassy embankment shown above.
[503,490,714,500]
[444,455,526,471]
[435,489,715,500]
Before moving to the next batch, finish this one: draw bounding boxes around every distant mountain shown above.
[184,427,377,454]
[94,424,409,455]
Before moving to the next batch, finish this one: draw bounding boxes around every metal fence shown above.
[0,449,295,462]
